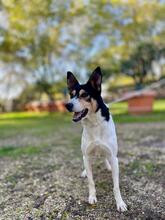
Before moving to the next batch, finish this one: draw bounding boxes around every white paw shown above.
[117,200,127,212]
[88,195,97,204]
[81,170,87,178]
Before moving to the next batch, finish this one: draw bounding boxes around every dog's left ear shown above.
[88,66,102,92]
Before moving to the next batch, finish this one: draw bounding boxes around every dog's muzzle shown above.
[65,102,88,122]
[72,109,88,122]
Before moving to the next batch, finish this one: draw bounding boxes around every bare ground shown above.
[0,122,165,220]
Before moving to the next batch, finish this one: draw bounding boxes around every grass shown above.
[0,112,72,157]
[0,112,70,138]
[113,111,165,123]
[127,159,160,177]
[0,99,164,157]
[0,146,41,158]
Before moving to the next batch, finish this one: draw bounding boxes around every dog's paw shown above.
[81,170,87,178]
[117,200,127,212]
[88,195,97,204]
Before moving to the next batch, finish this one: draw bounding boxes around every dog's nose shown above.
[65,103,73,112]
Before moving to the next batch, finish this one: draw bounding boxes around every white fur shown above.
[80,110,127,212]
[70,97,84,112]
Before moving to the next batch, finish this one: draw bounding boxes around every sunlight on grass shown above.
[0,112,49,119]
[153,99,165,111]
[110,102,128,114]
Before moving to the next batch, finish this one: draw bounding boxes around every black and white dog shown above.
[65,67,127,212]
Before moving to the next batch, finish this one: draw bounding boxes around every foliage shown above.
[85,1,165,79]
[0,0,75,98]
[121,43,157,88]
[0,0,165,97]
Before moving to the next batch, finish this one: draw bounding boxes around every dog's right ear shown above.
[67,71,79,92]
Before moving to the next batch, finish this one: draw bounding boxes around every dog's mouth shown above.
[73,108,88,122]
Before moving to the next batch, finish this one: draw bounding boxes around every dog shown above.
[65,67,127,212]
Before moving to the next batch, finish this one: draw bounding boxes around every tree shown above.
[0,0,83,99]
[1,0,165,100]
[121,43,164,89]
[84,0,165,77]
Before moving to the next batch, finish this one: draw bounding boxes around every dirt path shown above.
[0,122,165,220]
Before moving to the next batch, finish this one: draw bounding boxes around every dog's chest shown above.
[81,112,118,157]
[85,124,106,141]
[82,120,110,157]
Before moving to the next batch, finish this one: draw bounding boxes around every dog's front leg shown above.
[83,155,97,204]
[109,155,127,212]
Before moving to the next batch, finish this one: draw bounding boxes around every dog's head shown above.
[65,67,103,122]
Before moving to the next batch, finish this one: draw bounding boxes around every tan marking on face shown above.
[91,98,98,112]
[79,89,85,96]
[79,99,91,110]
[71,90,76,96]
[78,97,98,113]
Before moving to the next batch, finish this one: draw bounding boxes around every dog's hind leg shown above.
[109,155,127,212]
[83,155,97,204]
[105,158,111,171]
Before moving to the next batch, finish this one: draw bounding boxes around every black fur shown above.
[96,96,110,121]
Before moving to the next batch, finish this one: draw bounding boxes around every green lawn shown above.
[0,112,72,157]
[0,99,164,157]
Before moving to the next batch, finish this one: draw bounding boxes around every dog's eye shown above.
[80,92,88,98]
[70,93,74,98]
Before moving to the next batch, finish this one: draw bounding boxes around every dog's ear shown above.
[88,66,102,92]
[67,71,79,92]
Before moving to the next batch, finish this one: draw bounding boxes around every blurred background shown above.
[0,0,165,113]
[0,1,165,219]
